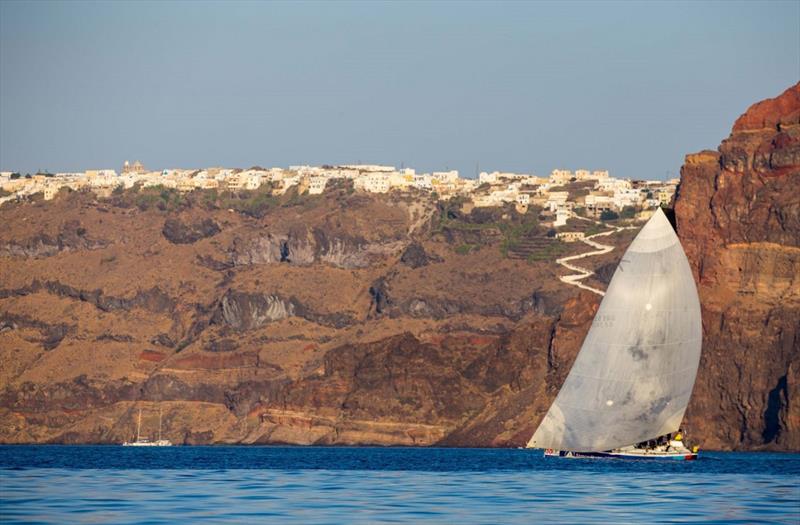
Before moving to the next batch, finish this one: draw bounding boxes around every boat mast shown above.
[136,408,142,442]
[158,407,162,441]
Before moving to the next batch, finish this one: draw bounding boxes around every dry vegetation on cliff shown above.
[0,182,604,446]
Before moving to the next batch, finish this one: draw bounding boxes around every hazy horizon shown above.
[1,0,798,179]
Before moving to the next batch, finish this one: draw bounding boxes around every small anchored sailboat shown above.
[122,407,173,447]
[528,208,702,460]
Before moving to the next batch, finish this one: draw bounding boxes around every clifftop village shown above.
[0,162,678,241]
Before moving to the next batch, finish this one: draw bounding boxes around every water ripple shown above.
[1,447,798,524]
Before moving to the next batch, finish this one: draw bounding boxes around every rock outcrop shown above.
[0,220,108,258]
[400,243,439,268]
[213,291,296,331]
[675,82,800,450]
[230,229,402,269]
[212,290,355,331]
[162,218,220,244]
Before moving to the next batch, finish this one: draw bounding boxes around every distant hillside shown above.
[1,84,798,451]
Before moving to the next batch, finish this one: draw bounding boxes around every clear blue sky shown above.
[1,1,798,179]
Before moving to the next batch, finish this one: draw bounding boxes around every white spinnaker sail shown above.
[527,208,702,452]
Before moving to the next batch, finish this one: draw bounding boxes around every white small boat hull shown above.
[122,440,173,447]
[544,448,698,461]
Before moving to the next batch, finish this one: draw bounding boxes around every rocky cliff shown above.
[675,82,800,450]
[0,184,595,447]
[1,85,798,450]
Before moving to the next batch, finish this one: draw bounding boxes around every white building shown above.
[584,194,615,214]
[290,165,322,177]
[478,171,497,185]
[225,172,246,191]
[388,171,414,190]
[549,169,572,185]
[308,176,328,195]
[489,189,518,204]
[596,178,615,191]
[597,177,632,192]
[412,174,433,191]
[119,174,141,189]
[557,231,585,242]
[342,164,395,173]
[280,175,301,193]
[571,169,608,182]
[240,170,264,190]
[613,188,644,209]
[554,206,572,227]
[546,191,569,212]
[262,170,279,182]
[86,169,119,188]
[432,170,459,184]
[456,178,479,195]
[43,184,58,200]
[245,175,261,190]
[361,173,390,193]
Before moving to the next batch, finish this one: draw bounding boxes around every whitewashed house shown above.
[584,194,615,215]
[546,191,569,212]
[362,173,390,193]
[308,176,328,195]
[613,188,644,209]
[43,184,58,200]
[554,206,572,227]
[478,171,497,185]
[412,174,433,190]
[549,169,572,185]
[557,231,585,242]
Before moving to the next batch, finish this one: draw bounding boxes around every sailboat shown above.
[527,208,702,460]
[122,407,173,447]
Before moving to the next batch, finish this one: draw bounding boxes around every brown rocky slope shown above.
[0,184,596,447]
[1,84,798,450]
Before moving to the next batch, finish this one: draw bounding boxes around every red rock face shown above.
[732,84,800,133]
[675,82,800,451]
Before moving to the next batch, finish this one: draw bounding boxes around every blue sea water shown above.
[1,446,798,524]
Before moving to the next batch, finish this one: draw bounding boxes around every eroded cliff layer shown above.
[0,184,601,447]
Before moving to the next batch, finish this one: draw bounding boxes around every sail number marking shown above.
[594,314,615,328]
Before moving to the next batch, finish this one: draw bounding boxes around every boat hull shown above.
[122,440,173,447]
[544,449,697,460]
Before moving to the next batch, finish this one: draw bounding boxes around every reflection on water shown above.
[1,447,798,524]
